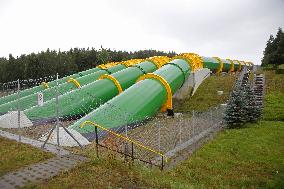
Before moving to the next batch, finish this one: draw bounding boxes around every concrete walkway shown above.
[0,154,87,189]
[0,130,88,189]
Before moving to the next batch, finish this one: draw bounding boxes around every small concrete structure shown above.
[39,127,91,147]
[173,68,211,99]
[0,111,33,128]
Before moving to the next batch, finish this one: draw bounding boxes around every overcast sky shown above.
[0,0,283,64]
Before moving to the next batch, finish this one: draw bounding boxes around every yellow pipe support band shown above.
[41,82,49,89]
[137,73,172,112]
[240,61,247,68]
[99,74,123,94]
[226,59,235,73]
[246,61,254,70]
[146,56,170,69]
[80,120,167,161]
[233,60,242,72]
[179,53,203,70]
[244,62,250,69]
[213,57,223,74]
[120,59,144,67]
[98,59,143,69]
[97,62,119,69]
[247,61,254,66]
[67,78,81,88]
[246,62,251,67]
[171,53,203,72]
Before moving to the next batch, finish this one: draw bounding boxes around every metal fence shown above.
[0,74,225,170]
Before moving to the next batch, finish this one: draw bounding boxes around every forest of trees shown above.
[262,27,284,67]
[0,48,176,83]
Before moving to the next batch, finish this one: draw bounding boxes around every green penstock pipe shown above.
[0,67,101,105]
[0,64,126,113]
[69,59,191,136]
[233,60,240,71]
[221,59,231,72]
[201,56,220,72]
[24,61,159,122]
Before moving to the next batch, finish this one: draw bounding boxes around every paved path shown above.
[0,154,87,189]
[0,130,88,189]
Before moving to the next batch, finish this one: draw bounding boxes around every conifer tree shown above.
[224,83,247,128]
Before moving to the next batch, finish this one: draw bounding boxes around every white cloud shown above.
[0,0,283,64]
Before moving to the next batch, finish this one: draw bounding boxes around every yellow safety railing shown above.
[80,120,167,161]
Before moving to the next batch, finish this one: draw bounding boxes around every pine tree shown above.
[224,83,247,128]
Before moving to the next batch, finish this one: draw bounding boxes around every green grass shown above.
[263,70,284,121]
[263,92,284,121]
[0,137,54,176]
[174,74,236,112]
[171,121,284,188]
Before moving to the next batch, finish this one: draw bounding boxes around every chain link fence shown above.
[0,74,226,169]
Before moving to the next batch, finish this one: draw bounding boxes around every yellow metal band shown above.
[97,62,118,69]
[137,73,172,112]
[120,59,144,67]
[213,57,223,74]
[41,82,49,89]
[99,74,123,94]
[226,59,235,73]
[240,61,247,68]
[97,59,144,69]
[67,78,81,88]
[246,61,254,66]
[146,56,170,69]
[80,120,167,161]
[233,60,242,72]
[171,53,203,71]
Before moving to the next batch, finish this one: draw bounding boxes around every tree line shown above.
[262,27,284,67]
[0,48,176,83]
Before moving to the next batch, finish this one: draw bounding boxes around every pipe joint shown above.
[226,59,235,73]
[213,57,223,74]
[171,53,203,71]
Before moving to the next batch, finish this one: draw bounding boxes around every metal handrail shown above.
[80,120,167,161]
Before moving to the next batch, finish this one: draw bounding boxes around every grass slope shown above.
[0,137,54,176]
[263,70,284,121]
[171,121,284,188]
[174,74,236,112]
